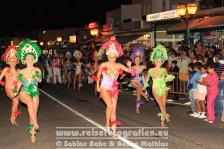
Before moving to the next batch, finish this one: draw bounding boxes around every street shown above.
[0,83,223,149]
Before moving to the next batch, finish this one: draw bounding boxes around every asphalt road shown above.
[0,82,224,149]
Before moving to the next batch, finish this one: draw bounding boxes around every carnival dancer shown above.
[0,46,21,125]
[63,51,73,88]
[15,39,41,143]
[73,50,83,91]
[95,37,132,138]
[130,47,149,113]
[145,44,174,127]
[89,49,101,95]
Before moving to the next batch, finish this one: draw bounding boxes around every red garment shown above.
[52,59,60,68]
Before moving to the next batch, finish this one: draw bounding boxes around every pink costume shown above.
[203,73,219,121]
[100,67,122,98]
[5,68,18,90]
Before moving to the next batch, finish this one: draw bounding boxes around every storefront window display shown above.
[192,30,224,48]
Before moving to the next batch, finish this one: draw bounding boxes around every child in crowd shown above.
[188,62,196,114]
[189,62,202,117]
[195,65,208,118]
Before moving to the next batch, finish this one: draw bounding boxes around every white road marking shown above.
[40,89,143,149]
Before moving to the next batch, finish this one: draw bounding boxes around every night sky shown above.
[1,0,132,32]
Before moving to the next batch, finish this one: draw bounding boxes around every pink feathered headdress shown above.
[102,36,123,57]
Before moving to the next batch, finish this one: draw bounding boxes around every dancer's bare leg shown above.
[19,92,39,143]
[131,81,148,101]
[161,90,171,125]
[73,74,77,90]
[152,89,167,126]
[68,72,71,88]
[64,71,67,85]
[19,92,39,128]
[78,73,82,91]
[6,89,19,125]
[100,88,112,134]
[111,95,118,138]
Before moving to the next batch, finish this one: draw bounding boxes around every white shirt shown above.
[177,57,191,74]
[197,73,207,93]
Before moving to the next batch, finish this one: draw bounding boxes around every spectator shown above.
[169,60,179,100]
[203,63,219,123]
[187,63,196,114]
[195,65,208,119]
[189,62,202,118]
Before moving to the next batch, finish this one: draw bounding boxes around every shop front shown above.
[167,9,224,48]
[146,10,184,47]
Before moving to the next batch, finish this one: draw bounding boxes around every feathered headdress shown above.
[18,39,42,63]
[65,51,72,58]
[130,47,144,61]
[150,44,167,62]
[3,46,18,64]
[66,51,71,55]
[73,50,82,58]
[92,49,101,60]
[102,36,123,57]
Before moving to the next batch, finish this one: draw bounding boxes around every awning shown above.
[191,15,224,31]
[167,15,224,34]
[167,18,202,33]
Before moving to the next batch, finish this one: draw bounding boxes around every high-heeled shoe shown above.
[160,121,165,127]
[28,125,40,144]
[144,95,149,102]
[105,126,111,136]
[27,125,40,134]
[136,103,140,113]
[10,120,19,126]
[136,107,140,113]
[166,119,172,126]
[111,124,117,139]
[30,128,37,144]
[11,110,22,126]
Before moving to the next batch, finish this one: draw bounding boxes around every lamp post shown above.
[176,2,198,47]
[90,28,99,50]
[57,37,62,50]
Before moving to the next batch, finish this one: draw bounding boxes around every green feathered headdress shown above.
[18,39,42,63]
[150,44,167,62]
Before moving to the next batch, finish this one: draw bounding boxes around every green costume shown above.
[148,68,175,97]
[17,39,42,98]
[147,44,175,122]
[18,71,41,99]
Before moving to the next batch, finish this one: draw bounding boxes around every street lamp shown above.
[57,37,63,50]
[57,37,63,42]
[90,29,99,50]
[90,29,99,36]
[40,41,44,46]
[176,2,198,46]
